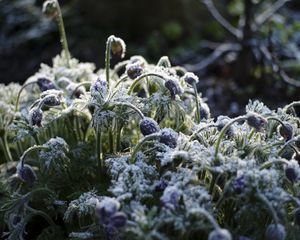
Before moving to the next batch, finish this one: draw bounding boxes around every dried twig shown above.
[201,0,242,39]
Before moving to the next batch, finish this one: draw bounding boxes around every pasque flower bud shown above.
[279,123,294,141]
[265,224,286,240]
[42,0,58,18]
[16,162,37,187]
[126,62,143,80]
[110,36,126,59]
[246,112,267,132]
[109,212,127,228]
[165,78,180,100]
[182,72,199,86]
[29,107,43,127]
[139,117,160,136]
[160,128,178,148]
[37,77,56,92]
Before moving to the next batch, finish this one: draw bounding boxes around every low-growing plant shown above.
[1,1,300,240]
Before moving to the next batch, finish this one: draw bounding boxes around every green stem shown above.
[247,128,256,141]
[20,145,48,167]
[267,117,285,127]
[2,131,13,162]
[96,127,103,171]
[55,0,71,67]
[259,159,290,170]
[113,102,144,119]
[113,60,130,77]
[129,133,161,164]
[128,73,166,95]
[284,101,300,112]
[189,124,216,141]
[105,36,113,90]
[214,116,247,158]
[70,82,90,98]
[192,82,201,123]
[256,192,279,225]
[109,129,114,154]
[114,75,129,88]
[15,81,38,112]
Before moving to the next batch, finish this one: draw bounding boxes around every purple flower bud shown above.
[208,229,232,240]
[200,103,210,120]
[165,78,180,100]
[233,175,245,194]
[246,112,267,132]
[160,128,178,148]
[182,72,199,86]
[265,224,286,240]
[29,107,43,127]
[16,162,37,187]
[139,117,160,136]
[295,208,300,227]
[285,167,298,182]
[95,197,120,224]
[160,186,181,209]
[155,179,168,192]
[90,77,107,99]
[110,36,126,59]
[126,62,143,79]
[109,212,127,228]
[37,78,56,92]
[43,95,61,106]
[279,123,294,141]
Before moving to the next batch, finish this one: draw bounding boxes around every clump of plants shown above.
[1,1,300,239]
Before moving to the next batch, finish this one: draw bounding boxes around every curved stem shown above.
[259,159,290,170]
[113,102,144,119]
[192,82,201,123]
[247,128,256,141]
[105,36,113,90]
[15,81,38,112]
[25,204,56,227]
[70,82,90,98]
[113,60,130,77]
[129,133,161,164]
[114,75,129,88]
[267,117,285,127]
[96,127,103,171]
[284,101,300,112]
[37,94,59,109]
[197,208,220,230]
[189,124,216,141]
[278,138,297,156]
[128,73,166,95]
[20,145,48,167]
[1,131,13,162]
[214,116,246,158]
[256,192,279,225]
[55,0,71,67]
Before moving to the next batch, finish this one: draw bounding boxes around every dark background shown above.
[1,0,300,116]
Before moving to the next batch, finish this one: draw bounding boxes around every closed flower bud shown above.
[29,107,43,127]
[37,77,56,92]
[42,0,58,18]
[265,224,286,240]
[109,212,127,228]
[165,78,180,100]
[233,175,245,194]
[279,123,294,141]
[160,128,178,148]
[295,208,300,226]
[208,229,232,240]
[285,167,298,182]
[16,163,37,187]
[182,72,199,86]
[200,103,210,120]
[43,95,61,106]
[95,197,120,222]
[139,117,160,136]
[246,112,267,132]
[110,36,126,59]
[90,77,107,99]
[126,62,143,79]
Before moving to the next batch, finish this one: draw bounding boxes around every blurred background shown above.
[1,0,300,116]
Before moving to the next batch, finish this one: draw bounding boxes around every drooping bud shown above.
[109,212,127,228]
[110,36,126,59]
[279,123,294,141]
[160,128,178,148]
[285,167,298,182]
[28,107,43,127]
[43,95,61,106]
[246,112,267,132]
[208,229,232,240]
[165,78,180,100]
[42,0,58,18]
[126,62,143,79]
[265,224,286,240]
[37,77,56,92]
[16,162,37,187]
[139,117,160,136]
[182,72,199,86]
